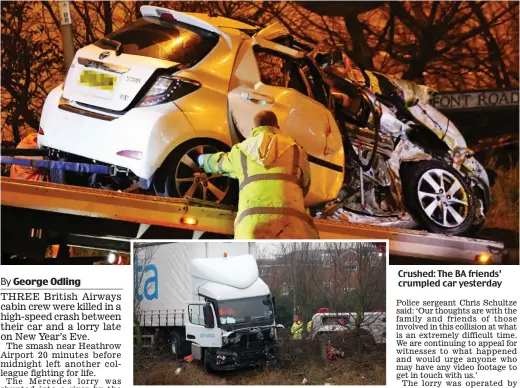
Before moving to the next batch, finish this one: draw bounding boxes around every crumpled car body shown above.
[306,52,491,234]
[309,312,386,345]
[340,66,490,202]
[255,22,492,235]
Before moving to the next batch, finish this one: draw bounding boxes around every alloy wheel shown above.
[416,168,469,228]
[174,144,230,203]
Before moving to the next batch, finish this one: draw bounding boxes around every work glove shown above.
[197,154,205,167]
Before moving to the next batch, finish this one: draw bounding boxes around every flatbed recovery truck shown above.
[0,177,507,264]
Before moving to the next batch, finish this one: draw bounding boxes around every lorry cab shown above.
[185,254,279,371]
[136,243,280,372]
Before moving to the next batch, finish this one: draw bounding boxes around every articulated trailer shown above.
[1,177,507,264]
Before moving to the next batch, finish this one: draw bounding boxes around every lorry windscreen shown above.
[217,295,273,327]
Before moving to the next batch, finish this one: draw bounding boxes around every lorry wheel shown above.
[153,139,237,205]
[401,160,477,236]
[170,332,181,359]
[203,348,214,373]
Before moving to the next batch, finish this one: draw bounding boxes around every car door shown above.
[185,302,222,348]
[228,37,344,206]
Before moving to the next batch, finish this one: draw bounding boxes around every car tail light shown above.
[160,12,175,21]
[38,127,44,135]
[475,253,491,264]
[373,242,386,257]
[137,76,200,107]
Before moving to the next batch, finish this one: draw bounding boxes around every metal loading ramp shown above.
[1,177,236,235]
[1,177,504,263]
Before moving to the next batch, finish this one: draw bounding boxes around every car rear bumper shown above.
[38,86,195,179]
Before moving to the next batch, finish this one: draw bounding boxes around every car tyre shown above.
[170,331,181,360]
[153,140,237,205]
[469,185,487,235]
[357,329,376,351]
[401,160,477,235]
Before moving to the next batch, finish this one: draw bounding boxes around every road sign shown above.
[431,89,519,110]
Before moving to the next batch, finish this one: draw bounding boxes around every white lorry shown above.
[135,242,280,371]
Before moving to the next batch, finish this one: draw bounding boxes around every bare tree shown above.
[1,2,63,144]
[312,242,385,354]
[2,1,517,145]
[299,2,385,70]
[274,242,320,324]
[133,243,158,347]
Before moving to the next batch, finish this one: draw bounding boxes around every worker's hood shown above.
[237,126,297,167]
[17,133,39,149]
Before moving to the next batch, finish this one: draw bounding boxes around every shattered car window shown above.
[254,50,290,87]
[94,18,218,66]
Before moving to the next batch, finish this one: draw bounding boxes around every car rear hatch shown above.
[62,16,219,112]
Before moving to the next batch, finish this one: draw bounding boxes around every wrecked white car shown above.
[39,8,344,206]
[309,312,386,346]
[301,45,492,235]
[38,9,491,236]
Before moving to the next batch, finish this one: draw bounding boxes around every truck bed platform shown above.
[1,178,505,263]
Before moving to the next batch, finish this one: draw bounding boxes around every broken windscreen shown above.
[217,295,274,326]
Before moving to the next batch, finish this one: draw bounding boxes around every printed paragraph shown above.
[395,298,518,388]
[0,283,123,388]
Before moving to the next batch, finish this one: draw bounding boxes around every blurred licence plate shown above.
[78,70,117,91]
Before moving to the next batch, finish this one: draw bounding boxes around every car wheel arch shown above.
[155,136,233,173]
[152,137,238,203]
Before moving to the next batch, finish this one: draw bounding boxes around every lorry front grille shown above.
[226,330,274,350]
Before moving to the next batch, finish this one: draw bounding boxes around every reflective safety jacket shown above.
[291,321,304,340]
[201,126,319,239]
[10,133,48,181]
[307,320,313,333]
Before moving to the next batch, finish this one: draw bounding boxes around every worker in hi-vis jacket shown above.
[197,110,319,239]
[10,132,48,181]
[291,316,304,340]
